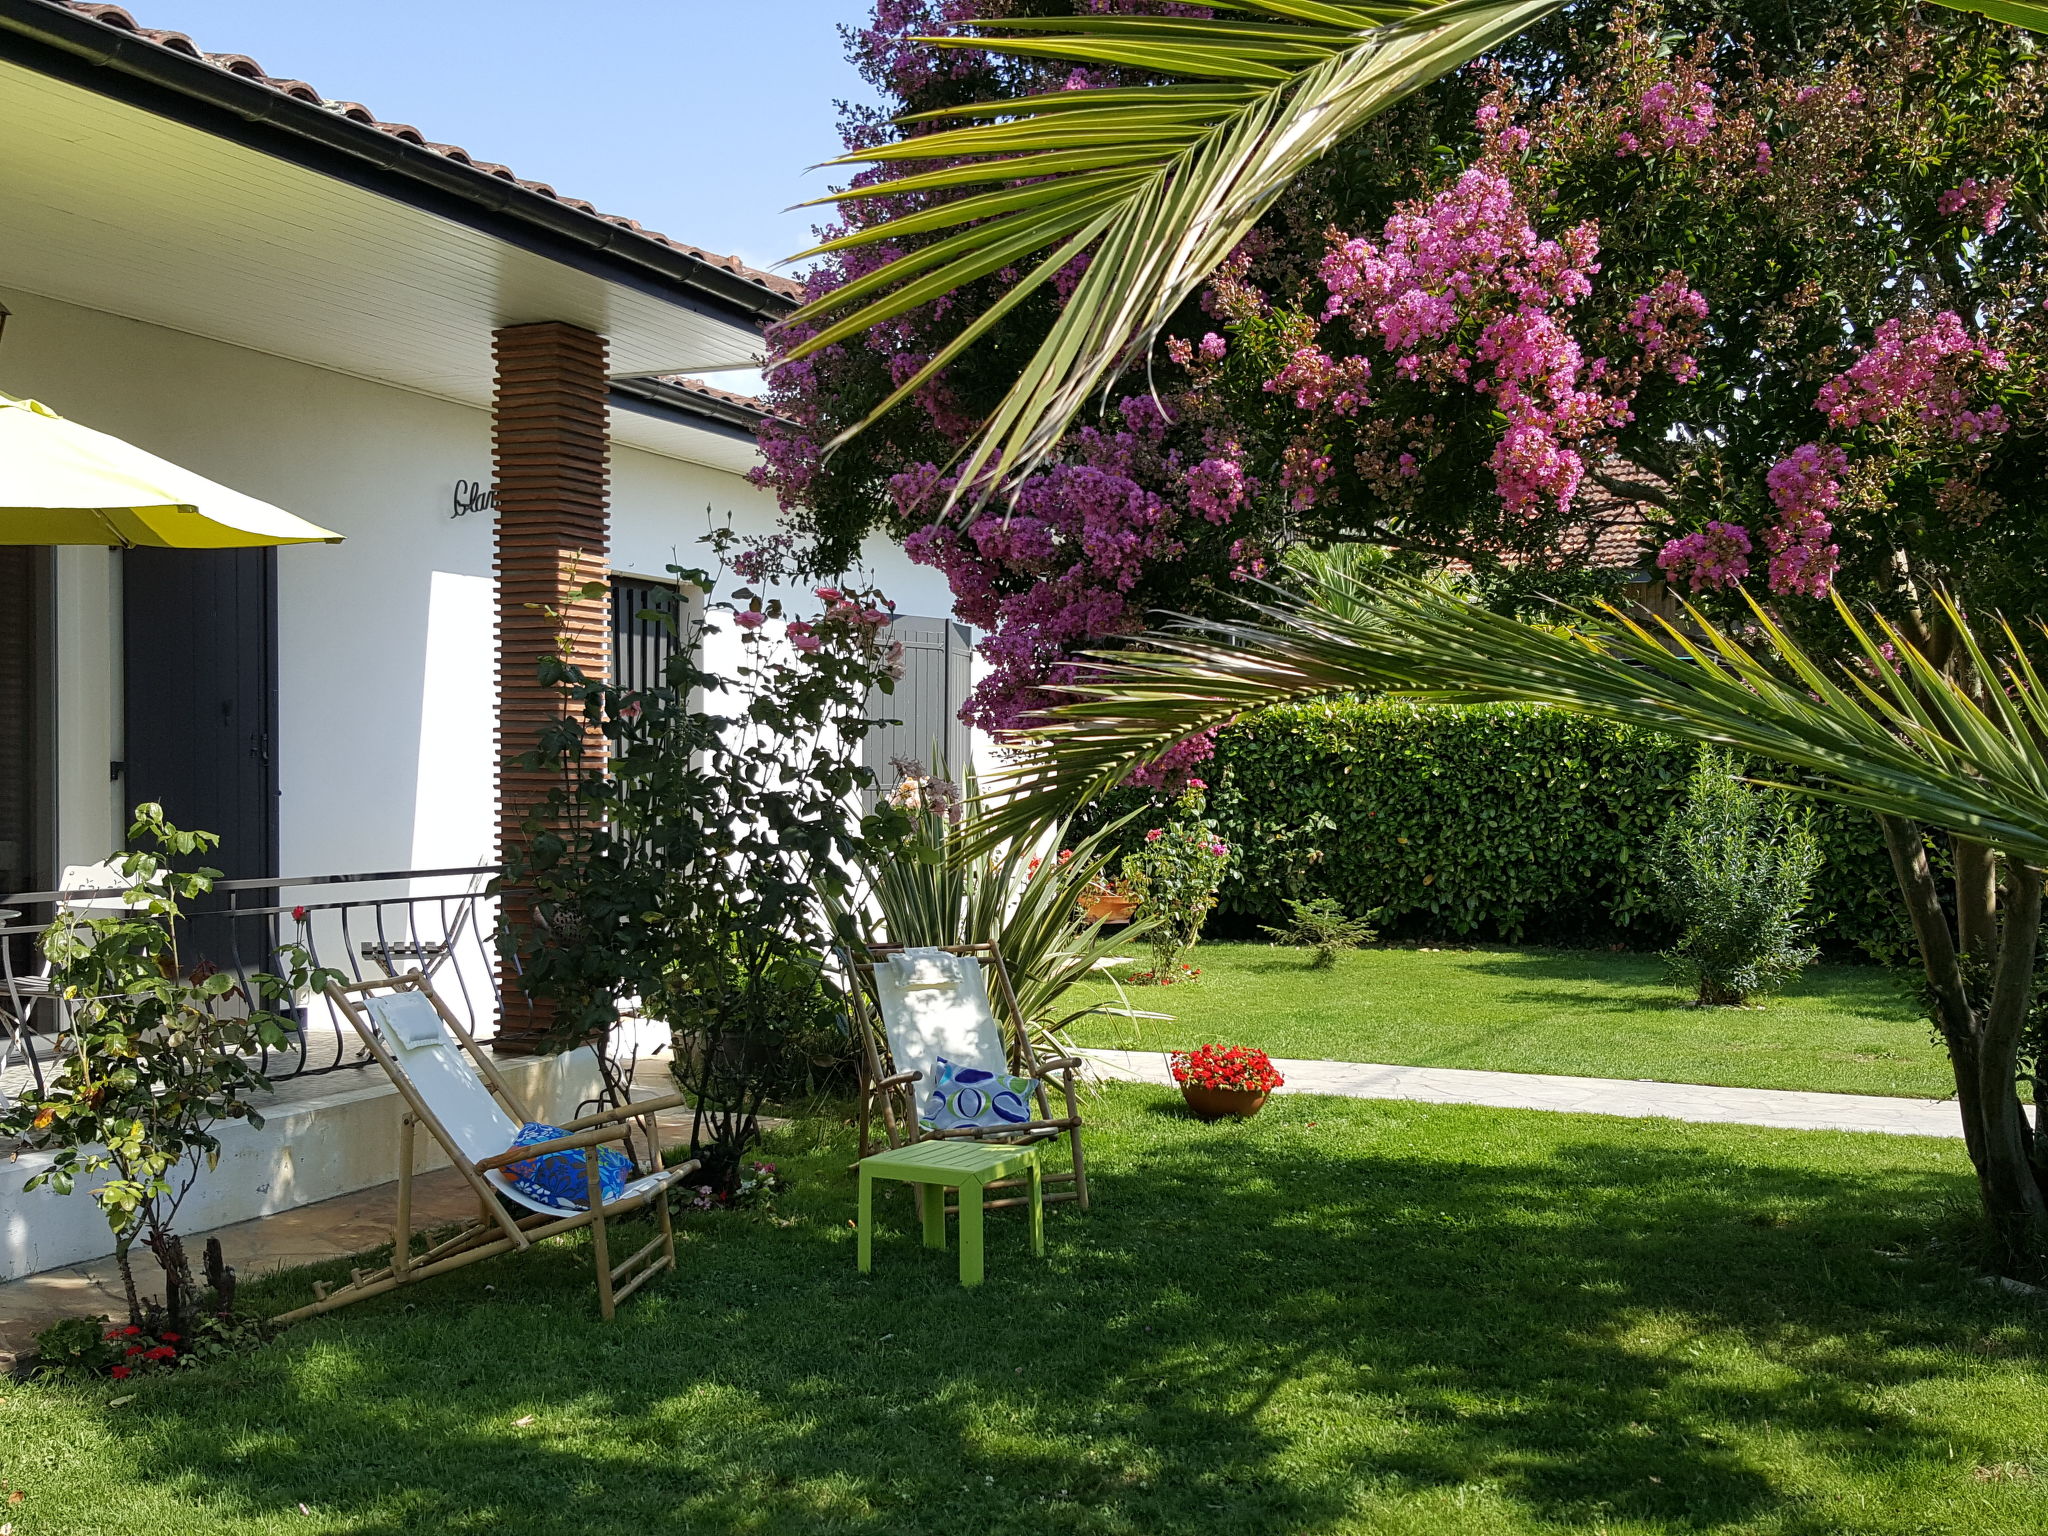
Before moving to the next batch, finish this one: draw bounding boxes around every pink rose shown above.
[733,609,767,629]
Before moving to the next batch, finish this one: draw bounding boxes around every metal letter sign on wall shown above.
[451,479,498,519]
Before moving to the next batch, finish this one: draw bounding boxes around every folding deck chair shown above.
[844,941,1091,1211]
[272,971,700,1324]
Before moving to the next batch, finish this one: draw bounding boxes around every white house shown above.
[0,0,974,1279]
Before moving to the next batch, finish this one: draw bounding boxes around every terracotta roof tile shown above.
[56,3,803,305]
[654,376,771,415]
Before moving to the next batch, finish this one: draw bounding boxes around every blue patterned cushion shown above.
[922,1057,1037,1131]
[500,1121,633,1211]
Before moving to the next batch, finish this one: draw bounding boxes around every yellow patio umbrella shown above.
[0,391,343,547]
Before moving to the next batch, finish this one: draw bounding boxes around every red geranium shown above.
[1170,1044,1285,1094]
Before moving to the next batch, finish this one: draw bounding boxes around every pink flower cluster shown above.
[1656,520,1753,593]
[1937,177,2011,236]
[1761,443,1846,597]
[1310,164,1621,517]
[1814,311,2009,441]
[1638,79,1718,150]
[784,584,894,653]
[1625,277,1710,383]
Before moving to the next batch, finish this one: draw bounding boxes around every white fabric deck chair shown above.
[845,942,1090,1210]
[272,972,700,1324]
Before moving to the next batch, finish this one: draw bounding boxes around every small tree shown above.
[1655,753,1822,1006]
[1261,896,1379,969]
[0,805,337,1326]
[1120,783,1230,983]
[506,536,902,1193]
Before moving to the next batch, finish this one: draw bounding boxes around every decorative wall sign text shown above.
[451,479,498,519]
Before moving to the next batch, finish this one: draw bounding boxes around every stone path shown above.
[1081,1049,1964,1140]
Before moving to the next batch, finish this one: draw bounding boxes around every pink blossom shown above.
[1762,443,1847,597]
[1814,312,2008,439]
[1657,521,1752,592]
[1639,79,1717,150]
[1199,332,1228,363]
[733,608,767,630]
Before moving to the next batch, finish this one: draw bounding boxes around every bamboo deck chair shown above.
[843,942,1090,1211]
[272,972,700,1325]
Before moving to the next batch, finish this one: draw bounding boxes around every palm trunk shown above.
[1980,864,2047,1259]
[1883,815,2047,1267]
[1954,836,2000,959]
[1881,815,1990,1174]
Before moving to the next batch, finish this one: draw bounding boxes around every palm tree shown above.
[973,571,2048,1262]
[783,0,2048,507]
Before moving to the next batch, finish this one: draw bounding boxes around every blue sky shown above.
[130,1,875,274]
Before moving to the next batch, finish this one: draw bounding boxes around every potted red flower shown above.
[1170,1044,1285,1121]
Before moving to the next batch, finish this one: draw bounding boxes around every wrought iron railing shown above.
[0,866,501,1106]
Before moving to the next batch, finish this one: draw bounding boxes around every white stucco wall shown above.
[0,287,967,882]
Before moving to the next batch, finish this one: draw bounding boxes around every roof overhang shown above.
[0,0,795,418]
[609,380,776,477]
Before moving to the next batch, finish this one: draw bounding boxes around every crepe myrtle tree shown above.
[755,0,2048,785]
[501,532,914,1194]
[0,805,340,1328]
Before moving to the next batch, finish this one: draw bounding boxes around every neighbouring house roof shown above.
[0,0,801,327]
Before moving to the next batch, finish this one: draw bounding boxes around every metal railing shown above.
[0,866,502,1106]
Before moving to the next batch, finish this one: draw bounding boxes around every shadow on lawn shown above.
[90,1094,2036,1536]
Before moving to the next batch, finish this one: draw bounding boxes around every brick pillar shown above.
[492,321,609,1054]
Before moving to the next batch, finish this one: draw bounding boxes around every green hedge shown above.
[1082,700,1915,962]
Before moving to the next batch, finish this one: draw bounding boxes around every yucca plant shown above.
[785,0,2048,507]
[972,568,2048,1265]
[864,762,1162,1047]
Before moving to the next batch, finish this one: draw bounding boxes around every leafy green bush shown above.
[1261,897,1380,968]
[1120,784,1231,983]
[1079,700,1910,961]
[1654,753,1823,1006]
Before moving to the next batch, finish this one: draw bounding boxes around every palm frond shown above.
[969,571,2048,868]
[779,0,1570,506]
[782,0,2048,509]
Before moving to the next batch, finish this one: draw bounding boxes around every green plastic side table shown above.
[856,1138,1045,1286]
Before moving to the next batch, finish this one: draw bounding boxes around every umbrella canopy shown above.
[0,392,343,547]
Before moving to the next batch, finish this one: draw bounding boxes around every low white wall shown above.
[0,1048,602,1282]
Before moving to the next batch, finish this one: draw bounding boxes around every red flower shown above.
[144,1345,177,1361]
[124,1345,145,1357]
[1170,1043,1285,1093]
[110,1365,131,1380]
[122,1325,142,1336]
[291,905,309,923]
[160,1332,181,1342]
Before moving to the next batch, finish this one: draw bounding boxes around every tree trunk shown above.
[1980,864,2047,1260]
[1954,836,2000,960]
[113,1229,142,1328]
[1880,815,1990,1172]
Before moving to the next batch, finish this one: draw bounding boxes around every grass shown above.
[1067,943,1946,1098]
[4,1087,2043,1534]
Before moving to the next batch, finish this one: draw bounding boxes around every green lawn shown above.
[1067,943,1946,1098]
[4,1088,2041,1534]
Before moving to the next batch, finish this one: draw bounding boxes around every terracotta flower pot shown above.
[1179,1084,1270,1121]
[1080,892,1140,925]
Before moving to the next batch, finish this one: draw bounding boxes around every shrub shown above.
[1077,699,1910,962]
[1654,752,1823,1006]
[1120,783,1230,983]
[0,806,336,1328]
[1261,896,1379,968]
